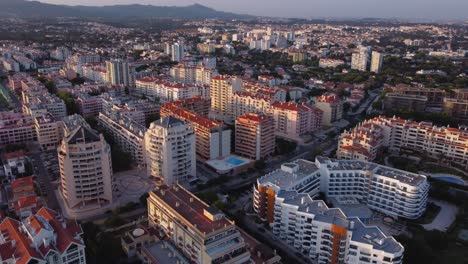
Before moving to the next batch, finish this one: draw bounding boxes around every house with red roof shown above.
[0,207,86,264]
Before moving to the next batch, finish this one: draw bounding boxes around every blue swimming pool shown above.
[225,157,245,166]
[433,176,466,186]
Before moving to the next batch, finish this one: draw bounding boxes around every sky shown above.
[35,0,468,20]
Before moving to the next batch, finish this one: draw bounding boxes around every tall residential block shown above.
[209,75,242,122]
[106,59,134,87]
[235,113,275,160]
[58,118,114,219]
[145,116,196,184]
[370,51,384,73]
[171,43,185,62]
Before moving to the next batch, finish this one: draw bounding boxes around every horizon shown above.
[29,0,468,21]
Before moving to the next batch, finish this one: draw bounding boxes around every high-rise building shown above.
[106,59,134,87]
[209,75,242,122]
[351,47,371,72]
[370,51,384,73]
[148,184,251,264]
[273,191,404,264]
[235,113,275,160]
[171,43,185,62]
[160,101,231,161]
[58,116,114,219]
[145,116,196,184]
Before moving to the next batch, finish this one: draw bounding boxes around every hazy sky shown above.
[36,0,468,20]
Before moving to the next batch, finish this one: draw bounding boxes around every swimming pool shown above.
[225,157,246,166]
[432,176,466,186]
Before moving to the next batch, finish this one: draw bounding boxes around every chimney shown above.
[175,202,180,207]
[190,197,194,203]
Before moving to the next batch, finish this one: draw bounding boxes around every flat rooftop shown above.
[316,157,427,186]
[152,184,233,235]
[258,159,319,189]
[143,241,190,264]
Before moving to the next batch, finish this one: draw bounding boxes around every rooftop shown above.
[151,184,233,236]
[258,159,319,190]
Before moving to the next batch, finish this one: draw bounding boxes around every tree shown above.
[254,160,266,171]
[139,193,149,206]
[57,91,79,115]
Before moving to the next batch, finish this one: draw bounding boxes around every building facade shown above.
[145,116,196,184]
[58,119,114,219]
[235,113,275,161]
[148,184,251,264]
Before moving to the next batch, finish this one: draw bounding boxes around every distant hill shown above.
[0,0,252,19]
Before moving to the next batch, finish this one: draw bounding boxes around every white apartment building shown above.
[135,77,207,102]
[58,118,114,219]
[338,116,468,168]
[34,113,61,151]
[273,191,404,264]
[171,43,185,62]
[230,92,275,121]
[0,111,36,145]
[145,116,196,185]
[99,111,147,166]
[314,94,344,126]
[370,51,384,73]
[106,59,134,87]
[254,159,322,223]
[255,157,429,222]
[170,64,219,86]
[351,47,371,72]
[148,184,251,264]
[210,75,243,122]
[271,102,323,141]
[0,207,87,264]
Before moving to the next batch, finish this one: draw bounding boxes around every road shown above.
[31,152,60,211]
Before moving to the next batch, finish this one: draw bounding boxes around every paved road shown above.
[423,199,459,232]
[31,152,60,211]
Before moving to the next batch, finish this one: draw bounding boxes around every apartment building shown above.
[254,159,322,223]
[383,93,427,112]
[22,92,67,121]
[34,113,61,151]
[318,58,345,68]
[99,111,147,166]
[273,191,404,264]
[170,64,219,86]
[370,51,384,73]
[106,59,134,87]
[210,75,243,122]
[0,207,87,264]
[0,111,36,145]
[171,43,185,62]
[235,113,275,161]
[231,92,276,121]
[136,76,209,101]
[197,43,216,53]
[255,157,429,222]
[351,47,371,72]
[58,117,114,219]
[390,84,446,107]
[338,116,468,168]
[145,116,196,184]
[443,89,468,121]
[271,102,323,141]
[148,184,251,264]
[76,93,103,117]
[314,94,343,126]
[317,157,429,220]
[161,100,231,161]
